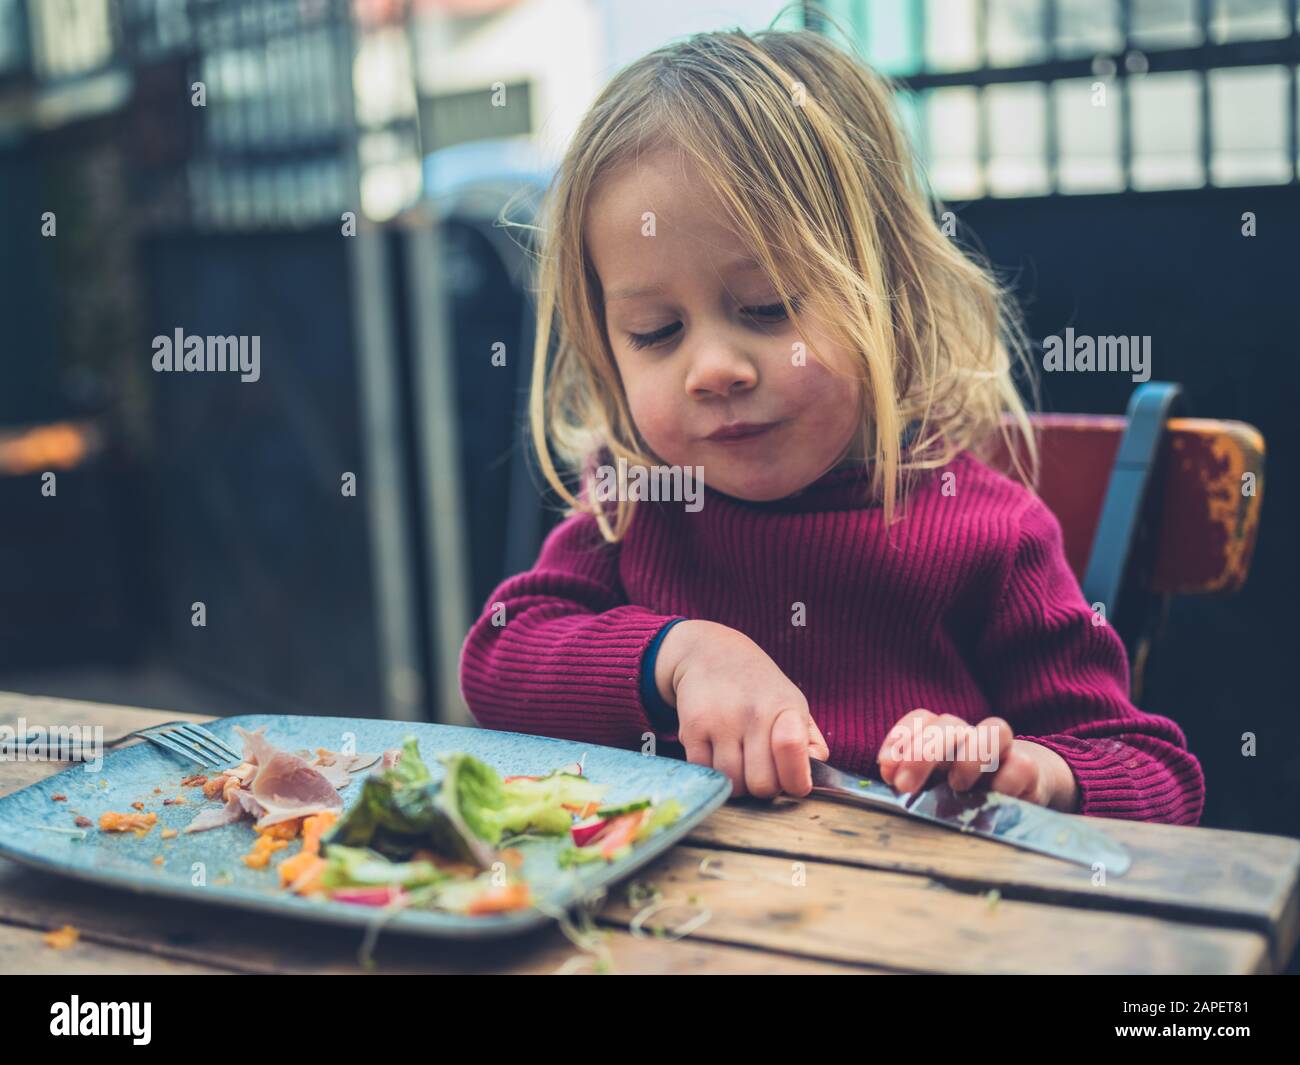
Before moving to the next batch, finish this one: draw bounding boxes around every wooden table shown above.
[2,692,1297,975]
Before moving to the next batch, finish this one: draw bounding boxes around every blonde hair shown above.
[524,26,1039,541]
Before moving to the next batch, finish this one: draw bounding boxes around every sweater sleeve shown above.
[458,511,685,749]
[972,494,1205,825]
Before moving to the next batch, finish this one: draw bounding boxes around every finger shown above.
[806,715,830,762]
[886,708,946,793]
[942,714,1004,792]
[742,719,781,799]
[772,709,814,796]
[713,741,746,799]
[682,736,712,770]
[989,748,1039,802]
[878,708,935,787]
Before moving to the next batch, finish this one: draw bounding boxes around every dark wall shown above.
[958,185,1298,837]
[0,142,66,422]
[141,229,383,716]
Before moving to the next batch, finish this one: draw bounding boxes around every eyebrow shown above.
[602,258,766,304]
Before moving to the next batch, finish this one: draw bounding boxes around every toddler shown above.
[459,28,1203,824]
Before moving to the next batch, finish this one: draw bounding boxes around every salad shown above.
[290,739,683,915]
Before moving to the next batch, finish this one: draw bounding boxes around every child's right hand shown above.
[654,620,829,798]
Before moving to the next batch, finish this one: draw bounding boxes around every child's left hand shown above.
[876,708,1080,812]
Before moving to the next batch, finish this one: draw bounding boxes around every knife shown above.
[809,758,1131,875]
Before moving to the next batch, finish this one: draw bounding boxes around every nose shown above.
[684,334,758,399]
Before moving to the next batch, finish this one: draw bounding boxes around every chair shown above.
[985,382,1265,701]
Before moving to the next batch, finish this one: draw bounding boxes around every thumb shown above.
[807,716,830,761]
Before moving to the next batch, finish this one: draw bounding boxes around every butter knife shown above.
[809,759,1131,875]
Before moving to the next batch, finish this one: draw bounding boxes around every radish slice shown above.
[571,816,612,847]
[331,885,406,907]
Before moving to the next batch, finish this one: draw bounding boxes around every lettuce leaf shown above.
[320,844,447,890]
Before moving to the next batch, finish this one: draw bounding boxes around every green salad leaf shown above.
[320,845,447,890]
[320,740,607,870]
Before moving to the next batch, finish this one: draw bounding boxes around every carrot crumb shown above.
[43,925,79,950]
[152,855,164,865]
[162,796,186,805]
[98,811,158,833]
[131,801,145,811]
[51,793,67,802]
[242,833,288,868]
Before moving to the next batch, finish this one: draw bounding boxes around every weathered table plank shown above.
[597,845,1270,975]
[0,860,870,975]
[686,796,1300,970]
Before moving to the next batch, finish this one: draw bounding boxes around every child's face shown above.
[586,148,864,502]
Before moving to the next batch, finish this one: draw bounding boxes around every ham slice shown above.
[236,726,343,828]
[181,730,386,834]
[183,793,246,834]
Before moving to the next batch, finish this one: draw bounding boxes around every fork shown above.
[27,720,243,769]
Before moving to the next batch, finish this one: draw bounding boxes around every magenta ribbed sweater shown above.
[459,450,1204,824]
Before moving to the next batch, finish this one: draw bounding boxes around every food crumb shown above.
[98,811,158,833]
[43,925,79,950]
[161,828,177,839]
[153,786,162,794]
[162,797,186,805]
[243,832,289,868]
[73,816,92,828]
[51,793,67,802]
[181,774,208,788]
[130,801,145,812]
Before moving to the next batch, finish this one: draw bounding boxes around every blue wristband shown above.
[640,618,688,732]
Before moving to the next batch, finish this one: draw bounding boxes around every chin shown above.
[708,465,803,502]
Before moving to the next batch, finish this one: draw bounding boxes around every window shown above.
[812,0,1300,198]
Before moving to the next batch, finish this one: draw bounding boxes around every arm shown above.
[458,511,685,749]
[973,495,1205,825]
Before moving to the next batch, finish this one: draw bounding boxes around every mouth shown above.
[705,421,782,443]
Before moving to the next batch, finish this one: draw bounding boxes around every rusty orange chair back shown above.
[984,382,1265,700]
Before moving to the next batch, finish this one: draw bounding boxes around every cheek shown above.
[622,369,683,451]
[782,356,862,426]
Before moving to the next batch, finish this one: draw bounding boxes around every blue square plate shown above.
[0,715,731,939]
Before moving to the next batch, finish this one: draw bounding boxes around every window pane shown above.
[986,82,1050,195]
[1210,0,1289,41]
[859,0,922,77]
[924,0,980,72]
[1131,71,1204,189]
[924,87,983,198]
[1055,0,1123,57]
[1054,76,1125,192]
[1210,66,1290,184]
[1130,0,1202,48]
[988,0,1047,67]
[895,90,926,168]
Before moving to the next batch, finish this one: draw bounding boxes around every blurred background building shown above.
[0,0,1296,835]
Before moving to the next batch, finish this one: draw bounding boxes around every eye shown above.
[743,295,801,322]
[621,293,795,351]
[625,321,682,350]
